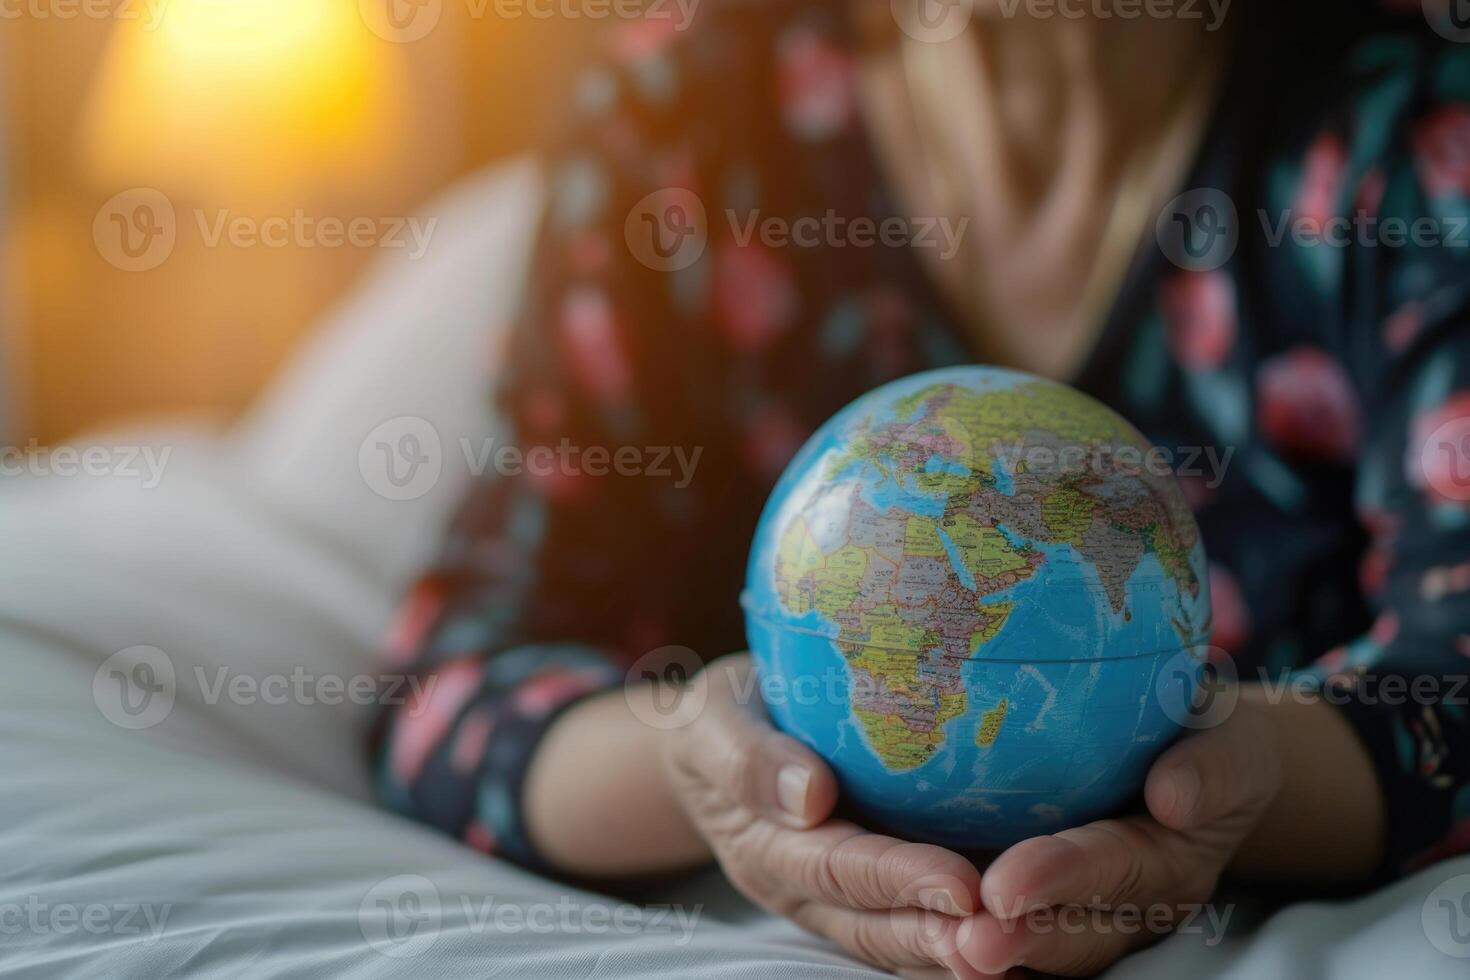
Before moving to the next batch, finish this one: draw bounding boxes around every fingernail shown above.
[776,764,811,817]
[954,914,976,949]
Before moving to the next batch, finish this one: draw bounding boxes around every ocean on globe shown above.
[742,366,1213,849]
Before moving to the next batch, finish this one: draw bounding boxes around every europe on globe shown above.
[742,366,1213,849]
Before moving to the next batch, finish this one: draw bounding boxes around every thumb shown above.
[1145,701,1280,831]
[689,655,841,829]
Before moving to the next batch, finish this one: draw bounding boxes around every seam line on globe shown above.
[743,611,1212,664]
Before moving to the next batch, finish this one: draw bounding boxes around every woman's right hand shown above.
[659,654,995,980]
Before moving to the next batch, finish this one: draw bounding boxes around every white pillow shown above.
[229,158,543,592]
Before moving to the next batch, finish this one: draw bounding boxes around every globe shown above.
[742,366,1212,849]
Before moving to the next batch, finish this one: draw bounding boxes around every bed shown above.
[1,160,1466,979]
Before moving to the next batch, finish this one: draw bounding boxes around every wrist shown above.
[1230,686,1384,880]
[523,684,710,878]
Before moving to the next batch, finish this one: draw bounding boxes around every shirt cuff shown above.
[378,644,625,875]
[1326,673,1470,878]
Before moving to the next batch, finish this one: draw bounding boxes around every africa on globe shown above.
[742,366,1212,849]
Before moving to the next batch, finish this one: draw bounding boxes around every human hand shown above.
[955,698,1281,976]
[660,654,996,979]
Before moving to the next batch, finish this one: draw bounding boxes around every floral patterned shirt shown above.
[375,0,1470,879]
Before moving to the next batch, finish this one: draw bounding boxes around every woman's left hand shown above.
[955,697,1282,977]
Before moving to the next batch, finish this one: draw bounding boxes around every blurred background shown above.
[1,0,595,445]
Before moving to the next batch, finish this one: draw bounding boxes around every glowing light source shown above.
[80,0,407,199]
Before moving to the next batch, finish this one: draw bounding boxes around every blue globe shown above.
[742,366,1212,849]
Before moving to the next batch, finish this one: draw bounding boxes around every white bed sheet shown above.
[1,161,1467,979]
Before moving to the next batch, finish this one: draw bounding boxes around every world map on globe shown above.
[743,366,1213,847]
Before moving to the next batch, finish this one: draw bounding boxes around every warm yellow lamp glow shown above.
[80,0,408,199]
